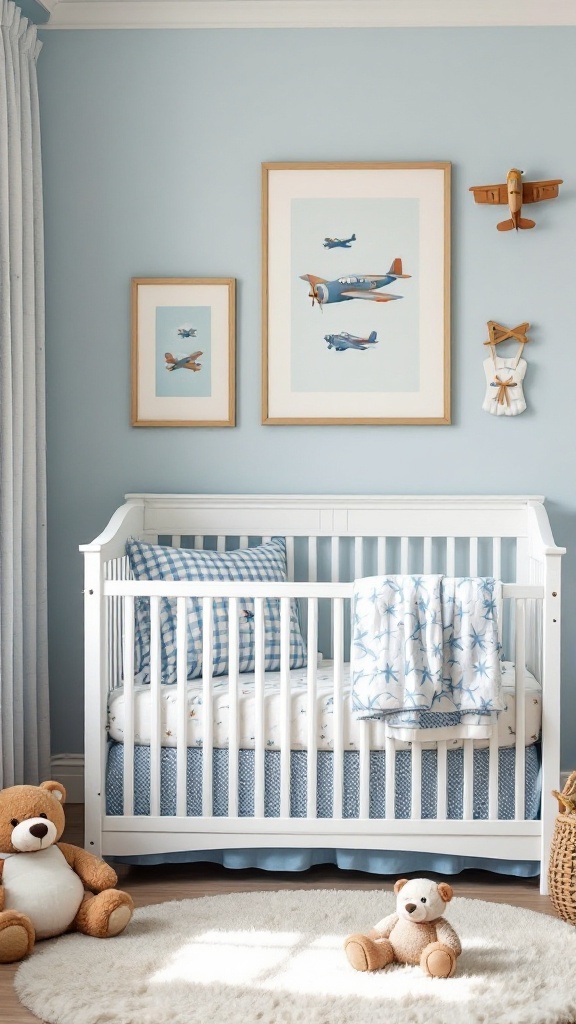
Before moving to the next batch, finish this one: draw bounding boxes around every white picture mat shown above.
[137,283,231,422]
[266,167,448,421]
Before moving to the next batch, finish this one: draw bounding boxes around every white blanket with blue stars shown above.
[351,575,504,739]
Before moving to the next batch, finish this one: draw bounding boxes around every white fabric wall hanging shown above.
[481,320,529,417]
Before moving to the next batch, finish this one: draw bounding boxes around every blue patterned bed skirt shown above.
[107,743,540,821]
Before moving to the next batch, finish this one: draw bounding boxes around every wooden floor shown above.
[1,805,563,1023]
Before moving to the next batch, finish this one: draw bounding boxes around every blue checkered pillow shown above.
[126,536,307,684]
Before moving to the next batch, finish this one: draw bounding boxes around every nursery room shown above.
[3,0,576,1021]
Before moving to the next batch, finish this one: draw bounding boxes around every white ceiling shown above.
[38,0,576,31]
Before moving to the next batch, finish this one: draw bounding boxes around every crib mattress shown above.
[106,742,541,821]
[107,660,541,752]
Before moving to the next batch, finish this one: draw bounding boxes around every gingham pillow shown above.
[126,536,307,684]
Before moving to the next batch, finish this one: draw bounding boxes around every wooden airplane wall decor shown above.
[469,168,562,231]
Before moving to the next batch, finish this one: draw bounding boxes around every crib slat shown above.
[306,599,319,819]
[492,536,502,580]
[176,597,188,816]
[286,537,295,581]
[149,596,162,818]
[410,743,422,819]
[488,722,499,820]
[202,598,214,817]
[437,740,447,819]
[331,537,340,582]
[308,537,318,582]
[217,536,226,553]
[239,536,248,549]
[354,537,363,579]
[469,537,478,576]
[423,537,432,574]
[515,599,526,820]
[377,537,387,574]
[359,722,370,819]
[254,597,265,818]
[122,596,135,816]
[463,739,474,819]
[385,735,396,818]
[400,536,409,574]
[228,597,239,818]
[171,535,181,548]
[280,598,291,818]
[332,598,344,819]
[194,535,204,550]
[446,537,456,576]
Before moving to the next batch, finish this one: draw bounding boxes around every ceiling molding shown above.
[41,0,576,31]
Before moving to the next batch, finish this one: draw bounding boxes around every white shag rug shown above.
[14,889,576,1024]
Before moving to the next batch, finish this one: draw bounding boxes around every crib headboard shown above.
[81,492,560,587]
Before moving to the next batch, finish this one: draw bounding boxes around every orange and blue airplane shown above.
[165,351,203,372]
[300,258,410,307]
[324,330,378,351]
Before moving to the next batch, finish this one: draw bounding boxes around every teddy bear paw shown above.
[344,933,395,972]
[0,911,35,963]
[420,941,457,979]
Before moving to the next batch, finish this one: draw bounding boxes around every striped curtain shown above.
[0,0,49,786]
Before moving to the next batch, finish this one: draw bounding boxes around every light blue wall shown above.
[37,27,576,761]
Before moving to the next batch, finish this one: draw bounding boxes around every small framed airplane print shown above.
[262,162,451,425]
[131,277,236,427]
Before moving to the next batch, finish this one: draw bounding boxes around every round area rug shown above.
[14,889,576,1024]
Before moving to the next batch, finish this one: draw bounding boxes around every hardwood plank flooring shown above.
[0,805,566,1023]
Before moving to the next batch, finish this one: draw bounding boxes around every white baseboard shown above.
[50,754,85,803]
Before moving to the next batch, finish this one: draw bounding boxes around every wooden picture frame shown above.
[131,277,236,427]
[262,162,451,425]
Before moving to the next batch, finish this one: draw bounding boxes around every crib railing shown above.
[102,578,543,830]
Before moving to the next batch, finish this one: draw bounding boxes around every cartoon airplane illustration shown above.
[323,233,356,249]
[177,327,197,338]
[469,168,563,231]
[300,258,410,307]
[324,330,378,351]
[165,351,203,372]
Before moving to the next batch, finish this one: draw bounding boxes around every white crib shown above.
[81,494,564,893]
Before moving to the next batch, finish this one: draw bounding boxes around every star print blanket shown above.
[351,575,504,739]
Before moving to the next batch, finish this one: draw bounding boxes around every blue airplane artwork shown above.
[300,258,411,307]
[324,330,378,352]
[323,233,356,249]
[177,327,197,338]
[165,350,203,372]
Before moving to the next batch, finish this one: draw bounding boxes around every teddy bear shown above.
[0,780,134,963]
[344,877,462,979]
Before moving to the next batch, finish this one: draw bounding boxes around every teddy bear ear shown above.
[393,878,409,894]
[40,780,67,804]
[437,882,454,903]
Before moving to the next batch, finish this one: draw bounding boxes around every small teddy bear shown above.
[0,780,134,963]
[344,877,462,979]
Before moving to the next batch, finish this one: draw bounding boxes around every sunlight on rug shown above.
[14,889,576,1024]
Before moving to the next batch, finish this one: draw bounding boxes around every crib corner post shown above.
[83,548,106,860]
[539,552,562,895]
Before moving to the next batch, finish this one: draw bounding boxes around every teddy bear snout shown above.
[28,822,48,839]
[405,903,417,914]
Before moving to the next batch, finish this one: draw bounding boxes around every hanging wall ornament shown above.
[482,321,529,417]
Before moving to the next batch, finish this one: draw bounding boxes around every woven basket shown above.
[548,770,576,923]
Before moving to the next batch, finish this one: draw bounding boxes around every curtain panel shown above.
[0,0,49,786]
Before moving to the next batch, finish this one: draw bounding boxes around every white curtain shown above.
[0,0,49,787]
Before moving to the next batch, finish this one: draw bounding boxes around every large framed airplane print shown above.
[262,162,450,425]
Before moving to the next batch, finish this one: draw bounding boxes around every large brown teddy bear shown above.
[0,781,134,963]
[344,877,462,979]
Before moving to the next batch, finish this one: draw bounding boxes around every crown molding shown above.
[42,0,576,31]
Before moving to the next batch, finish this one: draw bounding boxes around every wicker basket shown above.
[548,771,576,923]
